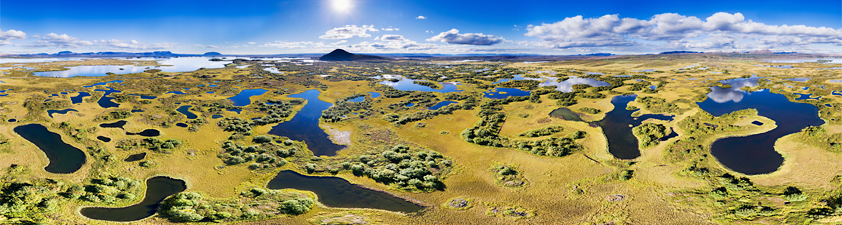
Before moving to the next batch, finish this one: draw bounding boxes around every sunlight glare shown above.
[332,0,352,12]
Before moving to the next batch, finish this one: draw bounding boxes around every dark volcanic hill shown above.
[319,49,391,61]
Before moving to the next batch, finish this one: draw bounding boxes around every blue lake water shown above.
[405,103,415,107]
[34,57,230,77]
[211,115,223,119]
[176,105,198,119]
[13,124,86,173]
[373,75,462,93]
[268,89,346,156]
[598,95,675,159]
[94,87,121,108]
[70,92,90,104]
[267,170,422,213]
[347,96,365,102]
[698,76,824,175]
[128,94,156,99]
[785,78,810,82]
[227,89,269,107]
[484,88,531,99]
[793,93,820,100]
[47,109,78,118]
[80,176,186,221]
[166,91,186,95]
[428,101,458,110]
[368,92,381,98]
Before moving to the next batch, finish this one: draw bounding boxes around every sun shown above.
[331,0,353,12]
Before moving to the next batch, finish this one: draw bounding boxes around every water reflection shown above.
[707,75,762,103]
[34,57,230,77]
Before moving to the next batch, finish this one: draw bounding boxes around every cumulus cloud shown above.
[0,29,26,45]
[383,27,399,31]
[30,33,93,48]
[416,16,427,19]
[381,34,408,42]
[319,25,378,39]
[427,29,506,45]
[525,12,842,50]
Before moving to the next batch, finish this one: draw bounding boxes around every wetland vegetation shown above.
[4,53,842,224]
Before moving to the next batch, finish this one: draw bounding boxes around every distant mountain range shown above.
[319,49,391,61]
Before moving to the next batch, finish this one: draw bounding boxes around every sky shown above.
[1,0,841,55]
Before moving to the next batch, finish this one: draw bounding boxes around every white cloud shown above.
[319,25,378,39]
[194,44,219,48]
[416,16,427,19]
[381,34,408,42]
[427,29,506,45]
[0,29,26,45]
[248,42,256,45]
[30,33,93,48]
[383,27,399,31]
[525,12,842,50]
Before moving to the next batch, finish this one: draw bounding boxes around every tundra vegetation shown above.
[1,54,842,224]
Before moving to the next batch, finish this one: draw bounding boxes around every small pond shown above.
[96,136,111,142]
[13,124,86,173]
[227,89,269,107]
[126,129,161,137]
[71,92,91,104]
[47,108,78,118]
[80,176,187,221]
[124,153,147,162]
[100,120,128,129]
[483,88,531,99]
[428,101,458,110]
[176,105,198,119]
[267,170,423,213]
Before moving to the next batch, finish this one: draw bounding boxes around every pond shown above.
[211,115,223,119]
[176,123,188,128]
[94,87,121,108]
[548,108,583,122]
[128,94,157,99]
[483,88,531,99]
[124,153,147,162]
[13,124,86,173]
[227,89,269,107]
[428,101,458,110]
[100,120,128,129]
[34,57,230,77]
[176,105,198,119]
[698,84,824,175]
[373,75,462,93]
[96,136,111,142]
[71,92,91,104]
[267,171,423,213]
[126,129,161,137]
[80,176,187,222]
[793,93,820,101]
[347,96,365,102]
[268,90,346,156]
[47,108,78,118]
[597,95,674,159]
[368,92,381,98]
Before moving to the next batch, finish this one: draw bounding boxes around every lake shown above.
[268,90,346,156]
[597,95,674,159]
[34,57,230,77]
[699,84,824,175]
[13,124,86,173]
[176,105,198,119]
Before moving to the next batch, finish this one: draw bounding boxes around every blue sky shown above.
[1,0,841,54]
